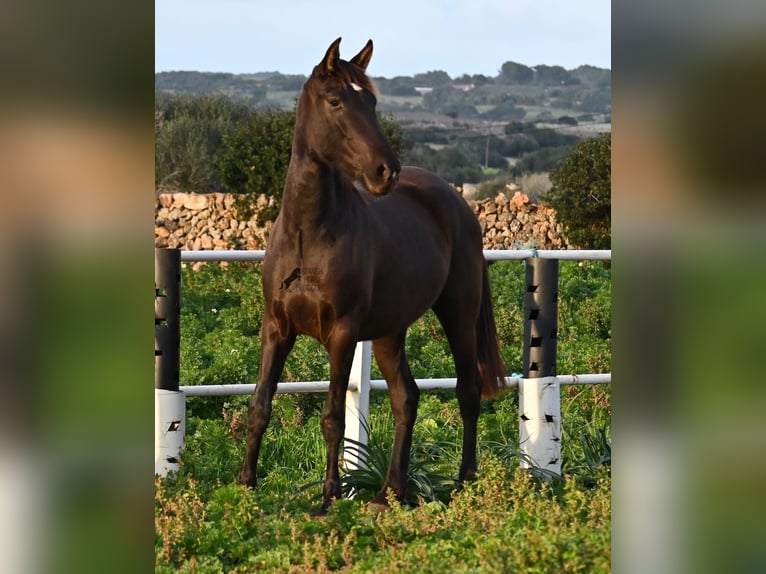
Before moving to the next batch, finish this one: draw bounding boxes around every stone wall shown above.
[154,190,570,251]
[154,193,277,251]
[474,191,571,250]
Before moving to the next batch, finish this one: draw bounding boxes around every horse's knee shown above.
[456,379,480,411]
[389,381,420,423]
[401,388,420,422]
[247,399,272,435]
[321,410,345,441]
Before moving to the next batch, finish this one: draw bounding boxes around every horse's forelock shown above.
[346,64,377,95]
[311,59,377,96]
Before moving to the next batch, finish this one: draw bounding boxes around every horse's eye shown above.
[328,98,341,108]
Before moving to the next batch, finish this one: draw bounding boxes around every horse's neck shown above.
[280,153,357,235]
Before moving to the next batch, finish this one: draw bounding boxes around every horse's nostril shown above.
[378,163,399,182]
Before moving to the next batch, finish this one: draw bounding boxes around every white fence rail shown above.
[180,373,612,396]
[179,249,612,263]
[156,249,611,478]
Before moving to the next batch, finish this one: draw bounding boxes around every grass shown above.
[156,387,611,572]
[156,440,610,573]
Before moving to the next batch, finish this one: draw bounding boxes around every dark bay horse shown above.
[238,38,507,512]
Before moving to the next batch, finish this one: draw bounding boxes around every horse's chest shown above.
[268,264,339,343]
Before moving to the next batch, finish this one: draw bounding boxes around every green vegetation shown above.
[156,260,611,571]
[154,93,252,193]
[544,133,611,248]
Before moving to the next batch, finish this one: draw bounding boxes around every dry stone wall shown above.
[154,193,277,251]
[154,190,570,251]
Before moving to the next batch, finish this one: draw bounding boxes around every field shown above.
[155,260,611,572]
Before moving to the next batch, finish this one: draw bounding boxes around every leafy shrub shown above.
[155,93,252,192]
[215,108,296,223]
[544,133,611,248]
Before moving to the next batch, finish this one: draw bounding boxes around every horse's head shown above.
[296,38,400,196]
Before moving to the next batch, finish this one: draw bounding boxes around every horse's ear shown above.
[350,39,373,72]
[320,37,342,73]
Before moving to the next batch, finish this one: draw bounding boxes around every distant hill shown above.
[155,61,610,125]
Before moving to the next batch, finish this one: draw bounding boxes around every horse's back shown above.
[395,166,472,210]
[396,165,484,293]
[385,166,482,251]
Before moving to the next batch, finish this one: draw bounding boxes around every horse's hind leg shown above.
[432,298,482,482]
[238,322,295,487]
[371,331,420,505]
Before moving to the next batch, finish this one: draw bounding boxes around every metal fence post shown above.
[155,248,185,476]
[344,340,372,471]
[519,258,561,475]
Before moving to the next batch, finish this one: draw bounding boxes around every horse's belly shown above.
[358,273,445,339]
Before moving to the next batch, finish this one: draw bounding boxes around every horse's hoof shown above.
[368,492,393,511]
[367,500,390,513]
[236,472,257,489]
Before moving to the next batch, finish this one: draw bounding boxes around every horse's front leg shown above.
[237,320,295,488]
[319,329,358,513]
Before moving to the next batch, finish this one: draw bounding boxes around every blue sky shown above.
[155,0,610,78]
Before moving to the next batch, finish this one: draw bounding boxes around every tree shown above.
[480,97,526,121]
[543,133,611,248]
[498,61,534,84]
[556,116,579,126]
[534,65,573,86]
[570,65,610,87]
[512,145,574,176]
[468,73,493,86]
[412,70,452,86]
[421,85,479,117]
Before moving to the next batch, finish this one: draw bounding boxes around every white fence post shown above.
[155,248,184,477]
[520,258,561,475]
[519,376,561,474]
[344,340,372,470]
[155,389,185,476]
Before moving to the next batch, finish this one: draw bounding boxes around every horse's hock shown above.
[154,190,571,251]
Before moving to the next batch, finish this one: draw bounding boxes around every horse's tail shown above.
[476,262,508,399]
